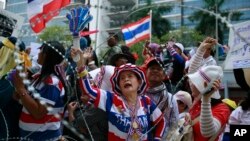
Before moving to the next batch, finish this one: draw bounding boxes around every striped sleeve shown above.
[200,98,221,137]
[188,46,206,74]
[167,45,177,56]
[78,77,109,111]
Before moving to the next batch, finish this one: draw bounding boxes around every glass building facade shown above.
[138,0,250,42]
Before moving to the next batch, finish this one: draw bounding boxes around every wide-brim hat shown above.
[109,53,135,66]
[110,63,148,95]
[187,65,223,99]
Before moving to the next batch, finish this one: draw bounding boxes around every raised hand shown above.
[82,47,93,61]
[199,37,217,50]
[66,6,93,37]
[166,40,175,49]
[202,79,221,99]
[70,47,86,67]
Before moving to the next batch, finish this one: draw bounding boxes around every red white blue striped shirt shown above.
[79,77,166,141]
[19,74,65,140]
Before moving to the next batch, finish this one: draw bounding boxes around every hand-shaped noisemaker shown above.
[66,6,93,62]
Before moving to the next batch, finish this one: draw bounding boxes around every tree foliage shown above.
[38,25,72,47]
[189,0,242,44]
[161,27,205,47]
[129,0,172,40]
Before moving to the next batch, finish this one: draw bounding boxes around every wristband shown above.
[77,70,88,78]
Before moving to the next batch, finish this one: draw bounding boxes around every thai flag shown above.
[27,0,71,33]
[121,15,150,47]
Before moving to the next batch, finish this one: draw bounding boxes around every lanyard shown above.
[123,96,142,141]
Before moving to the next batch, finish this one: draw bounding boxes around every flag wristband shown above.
[77,70,88,78]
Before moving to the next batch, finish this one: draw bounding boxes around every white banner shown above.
[224,20,250,70]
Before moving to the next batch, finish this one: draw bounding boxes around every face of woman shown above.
[189,81,200,98]
[37,48,46,65]
[119,70,140,95]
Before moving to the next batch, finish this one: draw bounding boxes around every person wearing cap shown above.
[174,91,192,119]
[71,48,166,141]
[186,37,231,141]
[144,57,179,140]
[166,41,186,91]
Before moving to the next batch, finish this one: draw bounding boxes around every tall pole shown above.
[215,0,219,62]
[94,0,100,49]
[149,9,152,43]
[180,0,184,26]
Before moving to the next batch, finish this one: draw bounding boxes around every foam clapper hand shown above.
[66,6,93,62]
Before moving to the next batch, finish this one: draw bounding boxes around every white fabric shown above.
[229,106,250,125]
[174,43,184,53]
[27,0,53,18]
[88,65,115,92]
[201,56,217,67]
[174,91,192,109]
[187,65,223,99]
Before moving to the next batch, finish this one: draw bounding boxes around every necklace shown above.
[123,96,142,141]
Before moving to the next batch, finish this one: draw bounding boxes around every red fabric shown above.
[29,0,71,33]
[80,30,98,36]
[189,100,230,141]
[126,34,150,47]
[20,112,61,123]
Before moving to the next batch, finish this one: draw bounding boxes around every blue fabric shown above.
[80,37,88,50]
[28,0,34,3]
[20,128,61,141]
[0,79,14,108]
[122,22,150,41]
[38,84,63,107]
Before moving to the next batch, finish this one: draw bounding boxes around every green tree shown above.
[189,0,242,44]
[38,25,72,47]
[161,26,205,47]
[129,0,172,40]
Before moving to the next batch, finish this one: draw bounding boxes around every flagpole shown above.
[149,9,152,43]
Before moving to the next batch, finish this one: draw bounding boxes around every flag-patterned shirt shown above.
[78,77,166,141]
[19,74,65,141]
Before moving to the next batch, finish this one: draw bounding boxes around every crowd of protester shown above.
[0,33,249,141]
